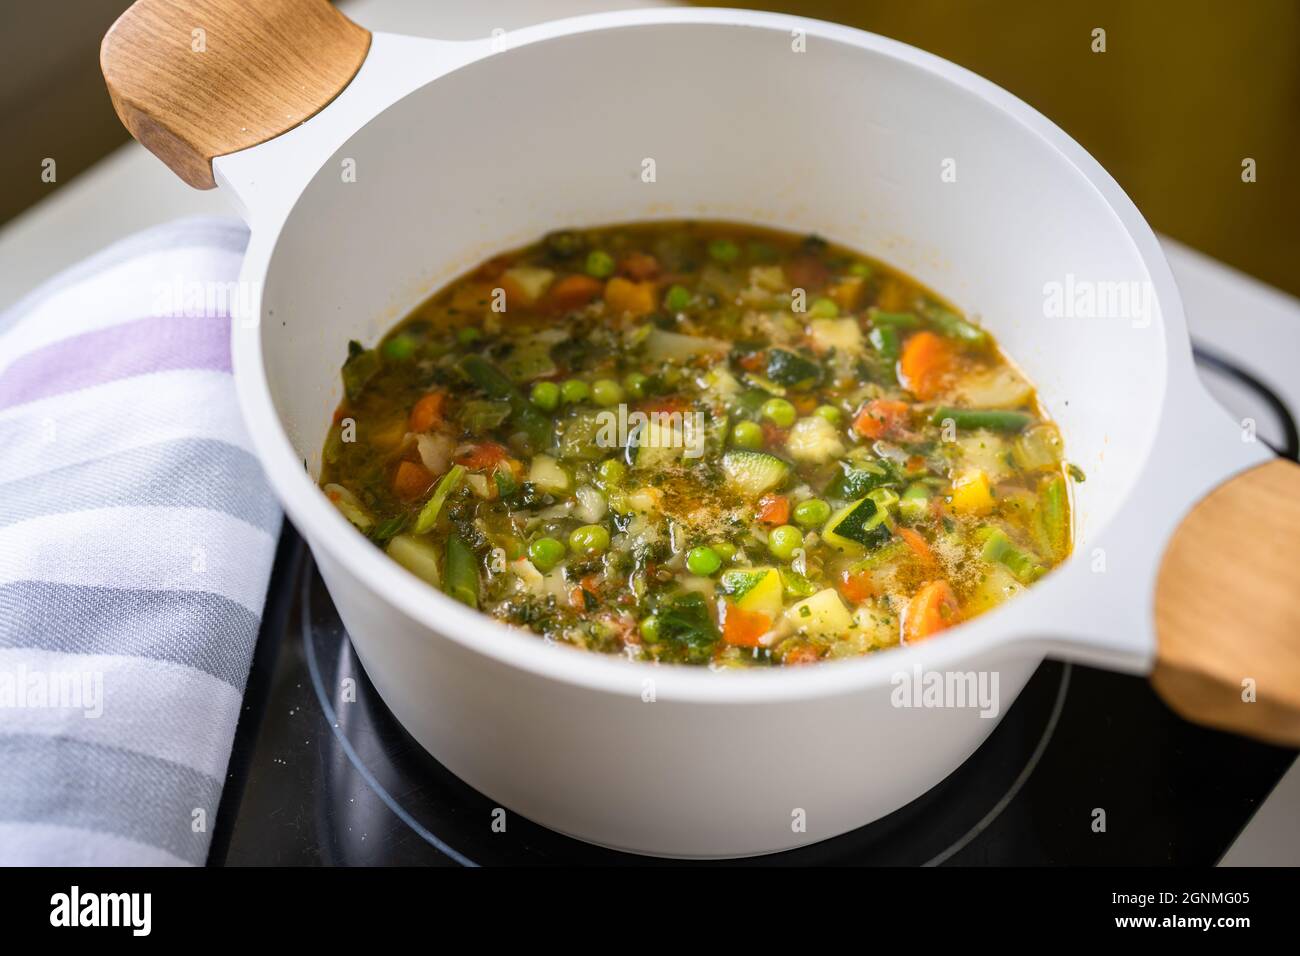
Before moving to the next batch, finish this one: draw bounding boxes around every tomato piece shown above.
[756,494,790,526]
[455,441,510,471]
[852,399,912,439]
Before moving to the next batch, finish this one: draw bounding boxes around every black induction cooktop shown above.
[208,346,1298,866]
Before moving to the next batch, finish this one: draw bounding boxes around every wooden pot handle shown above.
[1153,457,1300,745]
[101,0,371,188]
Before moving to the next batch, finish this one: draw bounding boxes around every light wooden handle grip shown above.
[101,0,370,188]
[1153,457,1300,745]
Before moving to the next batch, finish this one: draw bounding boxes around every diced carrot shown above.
[722,605,771,647]
[852,399,912,439]
[393,460,435,499]
[903,580,960,643]
[737,351,766,372]
[899,331,953,401]
[618,251,660,281]
[897,526,936,567]
[546,274,604,312]
[569,586,587,609]
[838,567,875,604]
[793,394,819,415]
[604,277,657,316]
[756,494,790,526]
[455,441,510,471]
[783,645,821,665]
[408,391,447,432]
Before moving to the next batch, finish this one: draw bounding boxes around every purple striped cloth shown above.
[0,217,281,865]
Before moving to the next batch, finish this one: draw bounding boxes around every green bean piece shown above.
[413,464,466,535]
[927,307,989,346]
[443,535,480,609]
[869,311,921,330]
[930,407,1032,433]
[1036,474,1069,560]
[979,526,1045,584]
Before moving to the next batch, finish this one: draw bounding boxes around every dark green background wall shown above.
[3,1,1295,295]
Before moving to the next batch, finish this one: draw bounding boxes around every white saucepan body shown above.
[216,9,1268,856]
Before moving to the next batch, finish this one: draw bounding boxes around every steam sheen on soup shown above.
[321,222,1077,667]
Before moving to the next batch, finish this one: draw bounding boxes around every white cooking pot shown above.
[102,0,1300,857]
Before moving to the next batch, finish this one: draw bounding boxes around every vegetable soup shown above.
[321,222,1078,667]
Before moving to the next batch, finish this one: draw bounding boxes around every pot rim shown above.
[230,6,1182,703]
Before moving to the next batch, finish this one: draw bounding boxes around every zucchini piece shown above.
[719,567,784,619]
[559,410,611,461]
[765,348,823,388]
[825,458,895,501]
[631,417,686,470]
[720,449,790,497]
[823,494,893,552]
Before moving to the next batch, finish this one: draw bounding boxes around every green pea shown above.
[793,498,831,527]
[569,524,611,556]
[810,297,839,318]
[591,378,625,407]
[731,420,764,449]
[528,536,565,572]
[664,284,691,311]
[529,380,560,411]
[457,326,481,345]
[761,398,796,428]
[848,262,873,278]
[382,335,415,361]
[585,250,615,278]
[814,404,842,425]
[768,525,804,561]
[623,372,649,398]
[707,238,739,263]
[686,546,722,577]
[560,379,590,404]
[711,541,738,562]
[640,615,661,643]
[597,458,626,488]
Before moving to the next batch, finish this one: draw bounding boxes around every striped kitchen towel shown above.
[0,216,280,866]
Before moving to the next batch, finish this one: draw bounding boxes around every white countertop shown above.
[2,0,1293,866]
